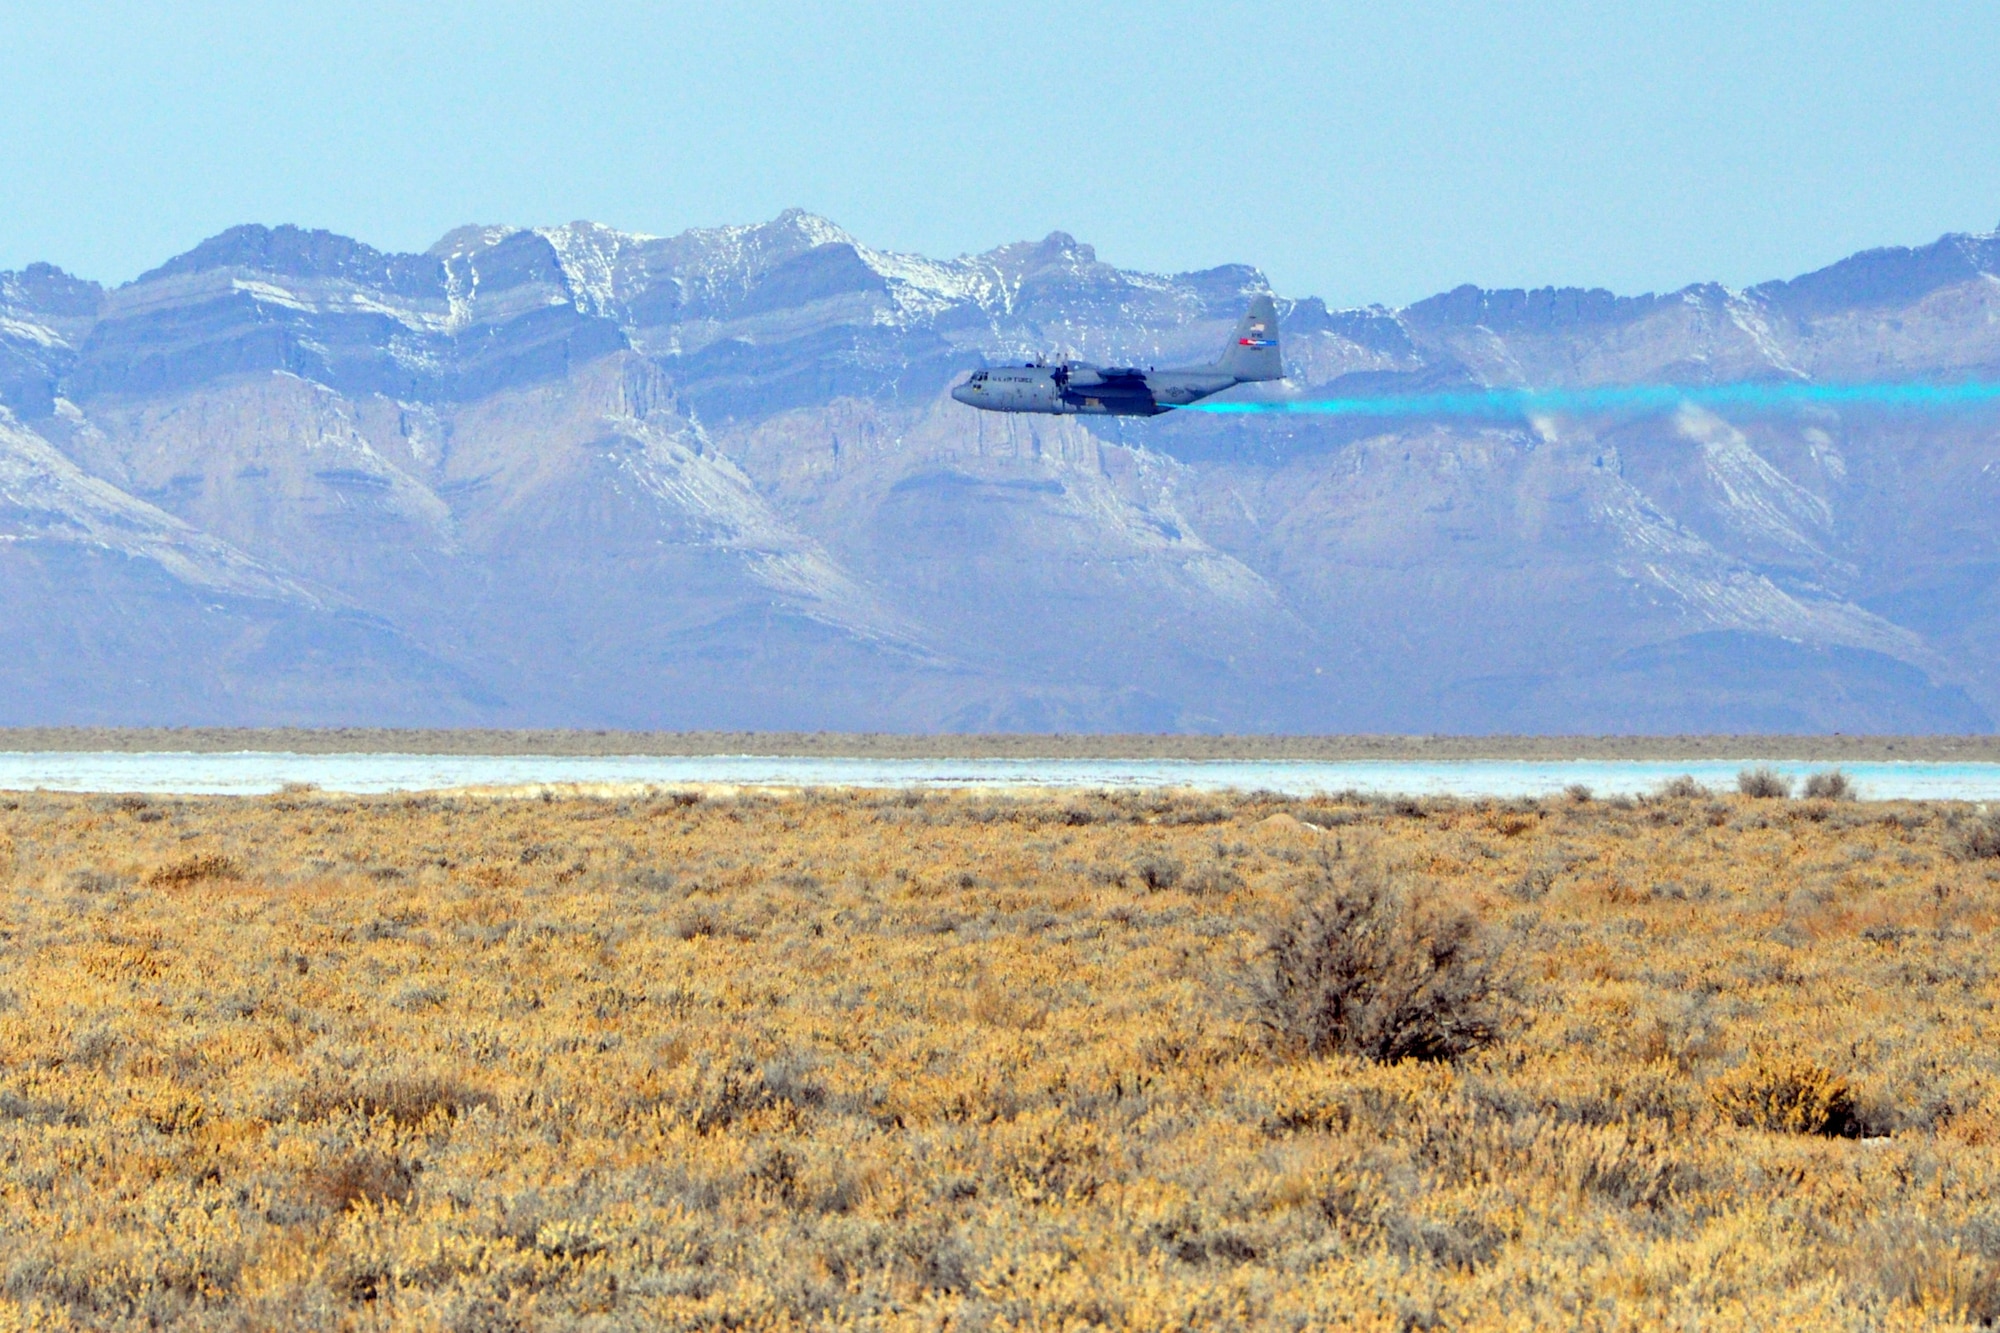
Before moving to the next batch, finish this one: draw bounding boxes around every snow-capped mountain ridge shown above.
[5,213,2000,730]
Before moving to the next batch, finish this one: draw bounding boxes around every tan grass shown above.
[0,787,1997,1328]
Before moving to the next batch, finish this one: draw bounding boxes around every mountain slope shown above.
[0,409,489,724]
[3,215,1997,731]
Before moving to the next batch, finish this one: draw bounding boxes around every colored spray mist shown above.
[1178,380,2000,419]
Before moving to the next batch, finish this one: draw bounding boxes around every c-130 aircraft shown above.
[951,294,1283,417]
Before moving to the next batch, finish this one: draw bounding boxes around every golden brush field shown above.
[3,784,2000,1330]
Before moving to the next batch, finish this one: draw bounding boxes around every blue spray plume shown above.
[1180,380,2000,418]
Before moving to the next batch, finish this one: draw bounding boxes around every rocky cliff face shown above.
[4,213,1998,731]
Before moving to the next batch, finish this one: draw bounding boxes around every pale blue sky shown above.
[5,1,1998,306]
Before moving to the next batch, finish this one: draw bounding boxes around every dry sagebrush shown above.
[1254,857,1508,1062]
[0,787,1998,1328]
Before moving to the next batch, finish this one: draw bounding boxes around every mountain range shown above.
[4,212,1999,732]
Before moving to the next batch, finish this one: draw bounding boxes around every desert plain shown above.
[1,781,1998,1329]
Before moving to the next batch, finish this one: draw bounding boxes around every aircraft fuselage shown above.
[951,365,1239,417]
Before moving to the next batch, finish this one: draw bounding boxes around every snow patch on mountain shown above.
[0,411,312,602]
[0,317,66,349]
[429,226,538,331]
[607,409,936,655]
[1723,294,1807,377]
[659,211,841,308]
[1676,407,1840,568]
[1593,463,1919,663]
[537,221,660,318]
[922,404,1292,614]
[231,279,315,314]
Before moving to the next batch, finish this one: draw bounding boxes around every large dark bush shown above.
[1256,860,1507,1062]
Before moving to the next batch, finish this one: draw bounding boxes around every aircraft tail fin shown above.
[1214,294,1284,382]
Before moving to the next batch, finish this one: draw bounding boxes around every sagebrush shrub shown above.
[145,852,240,888]
[1803,769,1855,800]
[1709,1053,1859,1136]
[1958,815,2000,861]
[1185,859,1245,896]
[308,1150,415,1211]
[672,904,724,939]
[1737,767,1792,799]
[63,867,125,894]
[1257,861,1506,1062]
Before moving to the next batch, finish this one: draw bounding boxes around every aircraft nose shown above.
[951,381,974,404]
